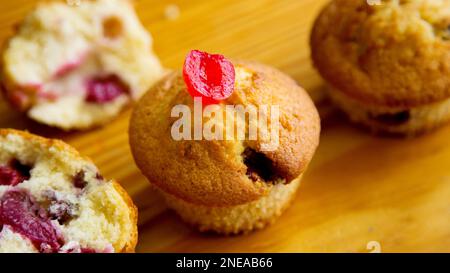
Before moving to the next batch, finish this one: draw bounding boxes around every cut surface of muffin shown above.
[0,129,137,253]
[1,0,163,130]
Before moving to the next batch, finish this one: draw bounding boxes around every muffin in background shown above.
[1,0,163,130]
[311,0,450,136]
[130,51,320,234]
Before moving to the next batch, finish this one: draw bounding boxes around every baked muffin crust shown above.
[311,0,450,107]
[129,61,320,206]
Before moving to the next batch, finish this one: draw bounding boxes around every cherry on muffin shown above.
[130,53,320,234]
[183,50,235,104]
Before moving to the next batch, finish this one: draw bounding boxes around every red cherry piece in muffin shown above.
[0,190,62,252]
[85,75,129,104]
[0,161,30,186]
[183,50,235,104]
[53,58,85,78]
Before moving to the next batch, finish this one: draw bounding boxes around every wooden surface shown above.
[0,0,449,253]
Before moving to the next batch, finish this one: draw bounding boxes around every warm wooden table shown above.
[0,0,449,253]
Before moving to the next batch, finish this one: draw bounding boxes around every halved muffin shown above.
[0,129,137,253]
[1,0,163,130]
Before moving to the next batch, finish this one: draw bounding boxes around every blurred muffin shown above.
[129,56,320,234]
[1,0,163,130]
[0,129,137,253]
[311,0,450,135]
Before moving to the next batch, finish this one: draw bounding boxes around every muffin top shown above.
[129,61,320,206]
[311,0,450,107]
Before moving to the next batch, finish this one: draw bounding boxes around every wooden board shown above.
[0,0,449,253]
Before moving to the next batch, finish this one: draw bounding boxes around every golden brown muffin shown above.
[0,129,137,253]
[311,0,450,135]
[129,60,320,234]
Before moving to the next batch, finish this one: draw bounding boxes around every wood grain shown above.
[0,0,449,253]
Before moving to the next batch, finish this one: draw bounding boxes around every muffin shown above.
[1,0,163,130]
[311,0,450,135]
[0,129,137,253]
[129,50,320,234]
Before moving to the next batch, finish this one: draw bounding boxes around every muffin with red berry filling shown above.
[1,0,163,130]
[130,50,320,234]
[0,129,137,253]
[311,0,450,136]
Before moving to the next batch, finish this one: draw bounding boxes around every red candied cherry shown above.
[0,160,31,186]
[85,74,129,103]
[0,167,24,186]
[0,190,62,252]
[183,50,235,104]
